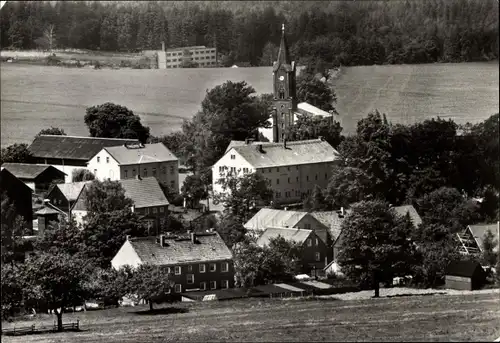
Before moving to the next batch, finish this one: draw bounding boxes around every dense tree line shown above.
[1,0,497,66]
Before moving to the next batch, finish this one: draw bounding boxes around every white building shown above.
[87,142,179,192]
[212,138,340,205]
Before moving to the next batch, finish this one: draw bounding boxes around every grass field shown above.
[0,61,498,147]
[2,292,499,342]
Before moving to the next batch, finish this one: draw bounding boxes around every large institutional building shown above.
[157,44,218,69]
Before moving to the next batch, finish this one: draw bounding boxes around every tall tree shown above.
[130,264,174,311]
[325,166,372,209]
[84,180,133,215]
[0,143,33,165]
[285,113,343,148]
[296,77,337,113]
[36,127,66,136]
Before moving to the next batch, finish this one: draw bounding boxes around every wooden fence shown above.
[1,320,79,336]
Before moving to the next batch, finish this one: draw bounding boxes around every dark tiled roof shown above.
[256,227,312,247]
[445,260,484,278]
[128,232,232,265]
[231,139,339,168]
[104,143,178,165]
[1,163,66,180]
[310,211,344,241]
[119,177,169,208]
[28,135,138,161]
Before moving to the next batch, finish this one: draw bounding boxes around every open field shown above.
[2,291,499,342]
[1,62,498,147]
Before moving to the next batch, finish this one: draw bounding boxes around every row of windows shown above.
[166,49,216,56]
[274,173,328,185]
[166,61,217,67]
[124,166,175,177]
[96,156,109,163]
[169,262,229,275]
[218,165,251,174]
[144,206,165,215]
[174,279,228,293]
[262,166,299,173]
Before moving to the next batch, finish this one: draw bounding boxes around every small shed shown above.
[445,260,486,291]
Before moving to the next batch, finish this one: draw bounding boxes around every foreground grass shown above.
[2,292,499,342]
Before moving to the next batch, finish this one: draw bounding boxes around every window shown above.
[170,166,174,174]
[166,266,171,273]
[199,264,206,273]
[106,157,109,163]
[152,207,157,214]
[170,180,175,188]
[315,252,321,261]
[305,223,311,230]
[94,169,97,175]
[209,263,216,272]
[143,168,147,177]
[315,174,318,181]
[200,282,207,290]
[163,166,167,174]
[124,170,128,177]
[276,179,279,185]
[221,262,228,272]
[97,156,100,163]
[307,175,309,181]
[187,274,194,284]
[288,177,290,183]
[268,168,272,173]
[222,280,229,289]
[219,166,224,173]
[188,265,192,272]
[132,169,136,176]
[145,208,150,214]
[243,167,248,174]
[277,167,280,172]
[296,176,299,182]
[210,281,217,290]
[287,167,290,171]
[307,238,312,247]
[325,173,328,180]
[230,167,236,174]
[230,154,235,160]
[160,207,164,213]
[174,284,182,293]
[175,266,181,275]
[152,168,156,176]
[276,192,281,198]
[315,238,319,246]
[285,191,290,198]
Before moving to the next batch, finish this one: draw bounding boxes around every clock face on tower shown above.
[279,75,284,81]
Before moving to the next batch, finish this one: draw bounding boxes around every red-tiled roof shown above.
[128,232,232,265]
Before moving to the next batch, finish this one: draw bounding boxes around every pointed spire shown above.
[276,22,291,66]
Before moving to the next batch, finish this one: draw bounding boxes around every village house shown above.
[243,208,334,247]
[212,138,340,205]
[111,231,234,294]
[86,142,179,192]
[28,135,139,183]
[457,223,499,257]
[70,176,169,233]
[46,181,91,213]
[0,168,34,232]
[256,226,331,275]
[1,163,66,194]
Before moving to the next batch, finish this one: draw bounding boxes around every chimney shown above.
[318,136,324,141]
[191,232,196,244]
[283,138,287,149]
[161,41,165,51]
[126,235,131,241]
[340,207,344,217]
[43,199,50,205]
[257,144,263,153]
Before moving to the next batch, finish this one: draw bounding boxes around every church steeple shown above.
[271,23,297,143]
[276,23,291,67]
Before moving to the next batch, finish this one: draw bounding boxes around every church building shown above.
[260,24,335,143]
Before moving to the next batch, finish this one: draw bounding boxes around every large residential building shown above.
[111,231,234,294]
[1,163,66,194]
[71,176,169,233]
[86,142,179,191]
[257,226,331,275]
[259,24,336,143]
[28,135,139,183]
[212,138,340,204]
[156,45,218,69]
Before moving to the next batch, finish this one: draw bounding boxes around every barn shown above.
[445,260,486,291]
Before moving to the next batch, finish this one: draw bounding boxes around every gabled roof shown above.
[127,232,232,265]
[445,260,484,278]
[230,139,339,169]
[467,224,499,252]
[256,226,312,247]
[297,102,333,117]
[119,177,169,208]
[1,163,66,180]
[310,211,344,241]
[392,205,422,227]
[244,208,308,231]
[53,181,92,202]
[273,23,292,72]
[224,140,267,154]
[0,168,33,193]
[104,143,178,165]
[28,135,139,161]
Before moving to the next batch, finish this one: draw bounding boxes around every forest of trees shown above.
[1,0,498,67]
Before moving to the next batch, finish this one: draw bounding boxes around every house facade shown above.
[86,142,179,192]
[111,231,234,293]
[212,139,339,205]
[28,135,139,183]
[46,181,91,213]
[1,163,66,194]
[256,226,332,274]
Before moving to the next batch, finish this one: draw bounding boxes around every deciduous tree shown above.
[130,264,174,311]
[36,126,66,136]
[296,76,337,113]
[482,230,498,267]
[285,113,343,148]
[325,166,372,209]
[72,168,95,182]
[181,174,208,208]
[84,102,151,143]
[84,180,133,215]
[0,143,33,165]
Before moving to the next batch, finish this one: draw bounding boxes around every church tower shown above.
[271,24,297,143]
